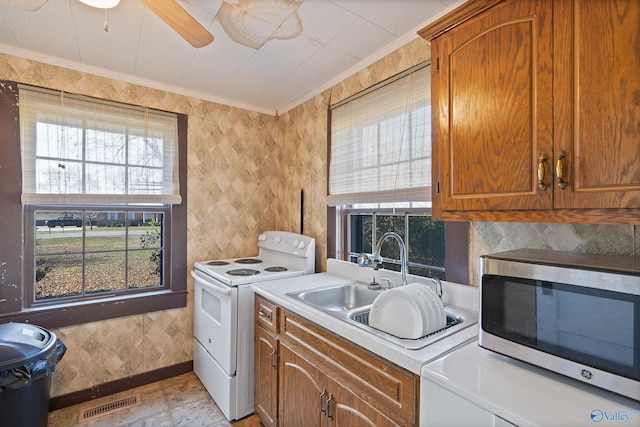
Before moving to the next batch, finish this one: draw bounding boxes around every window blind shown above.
[19,84,181,205]
[328,63,431,206]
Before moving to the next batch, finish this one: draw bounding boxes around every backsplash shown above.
[469,222,639,286]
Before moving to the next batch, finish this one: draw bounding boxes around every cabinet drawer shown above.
[255,295,278,332]
[280,309,418,426]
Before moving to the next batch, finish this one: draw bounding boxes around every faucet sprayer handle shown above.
[357,253,372,267]
[358,253,383,270]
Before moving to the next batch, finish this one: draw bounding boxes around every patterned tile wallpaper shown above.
[469,222,639,287]
[2,34,638,399]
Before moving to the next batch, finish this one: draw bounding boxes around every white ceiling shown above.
[0,0,460,114]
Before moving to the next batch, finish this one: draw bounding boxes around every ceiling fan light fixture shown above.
[77,0,120,9]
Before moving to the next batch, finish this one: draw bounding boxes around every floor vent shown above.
[78,393,141,423]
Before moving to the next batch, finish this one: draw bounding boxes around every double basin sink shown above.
[287,282,477,350]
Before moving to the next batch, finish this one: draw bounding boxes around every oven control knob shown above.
[258,233,267,241]
[274,236,282,243]
[297,241,306,249]
[293,239,300,247]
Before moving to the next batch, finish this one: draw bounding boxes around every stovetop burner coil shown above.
[235,258,262,264]
[206,261,230,266]
[227,268,261,276]
[264,266,288,272]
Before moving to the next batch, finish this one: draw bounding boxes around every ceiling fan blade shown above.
[140,0,214,48]
[0,0,48,11]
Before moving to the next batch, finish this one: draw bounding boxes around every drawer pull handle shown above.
[556,150,568,189]
[319,388,327,413]
[258,309,271,320]
[537,154,549,191]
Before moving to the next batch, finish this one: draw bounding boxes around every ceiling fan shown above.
[1,0,214,48]
[138,0,214,47]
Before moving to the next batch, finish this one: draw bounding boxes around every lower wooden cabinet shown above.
[324,371,401,426]
[279,343,325,426]
[254,325,278,427]
[279,343,400,426]
[254,295,419,427]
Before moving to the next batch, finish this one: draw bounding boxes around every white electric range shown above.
[191,231,315,421]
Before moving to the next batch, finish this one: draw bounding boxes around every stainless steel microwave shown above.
[479,249,639,401]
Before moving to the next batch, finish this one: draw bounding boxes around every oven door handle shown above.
[191,270,232,296]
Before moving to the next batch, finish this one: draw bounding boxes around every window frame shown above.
[0,80,187,329]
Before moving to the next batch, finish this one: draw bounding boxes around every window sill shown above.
[0,290,188,329]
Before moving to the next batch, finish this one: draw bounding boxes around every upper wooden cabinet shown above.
[427,0,554,212]
[554,0,640,209]
[420,0,640,223]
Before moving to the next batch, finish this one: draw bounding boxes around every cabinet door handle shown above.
[269,350,277,368]
[556,150,568,189]
[319,388,327,414]
[537,154,549,190]
[326,393,334,420]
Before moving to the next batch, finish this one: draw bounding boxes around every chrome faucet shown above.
[358,231,408,287]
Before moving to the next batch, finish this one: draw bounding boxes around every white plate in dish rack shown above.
[368,283,446,339]
[413,283,446,334]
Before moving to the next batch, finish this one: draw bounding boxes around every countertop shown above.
[251,259,479,375]
[422,340,640,426]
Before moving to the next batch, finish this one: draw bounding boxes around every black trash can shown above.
[0,323,66,427]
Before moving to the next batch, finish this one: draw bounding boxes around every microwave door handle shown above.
[191,270,232,296]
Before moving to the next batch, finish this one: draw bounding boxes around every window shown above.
[329,63,431,205]
[19,86,180,205]
[27,208,167,304]
[0,81,187,328]
[328,63,468,283]
[346,208,445,279]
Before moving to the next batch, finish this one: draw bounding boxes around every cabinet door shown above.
[432,0,553,211]
[325,376,402,427]
[255,326,278,427]
[279,343,324,427]
[553,0,640,208]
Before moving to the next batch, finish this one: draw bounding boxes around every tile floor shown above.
[48,372,262,427]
